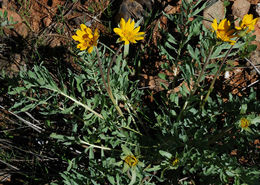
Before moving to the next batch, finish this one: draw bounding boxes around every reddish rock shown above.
[0,8,28,38]
[252,19,260,49]
[247,0,259,5]
[250,19,260,65]
[43,16,52,27]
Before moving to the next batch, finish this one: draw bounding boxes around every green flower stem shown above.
[95,47,109,91]
[177,46,214,121]
[121,126,142,136]
[201,42,237,109]
[191,46,215,97]
[107,44,124,92]
[95,47,125,118]
[122,95,149,135]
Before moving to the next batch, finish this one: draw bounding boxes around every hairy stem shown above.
[107,44,124,91]
[95,46,125,118]
[201,43,236,109]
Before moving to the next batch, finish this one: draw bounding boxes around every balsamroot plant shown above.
[5,0,260,184]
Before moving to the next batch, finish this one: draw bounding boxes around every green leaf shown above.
[129,169,136,185]
[89,147,94,159]
[159,150,172,159]
[4,10,8,18]
[121,145,132,155]
[145,165,161,172]
[167,33,177,45]
[122,162,129,173]
[240,104,247,114]
[107,176,115,184]
[247,44,257,53]
[251,116,260,125]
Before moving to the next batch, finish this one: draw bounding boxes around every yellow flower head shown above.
[72,24,99,53]
[124,155,138,167]
[236,14,259,33]
[211,18,236,45]
[172,158,179,166]
[240,117,250,128]
[113,18,145,45]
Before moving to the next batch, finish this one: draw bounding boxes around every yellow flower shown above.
[211,18,236,45]
[236,14,259,33]
[72,24,99,53]
[113,18,145,45]
[240,117,250,128]
[172,158,179,166]
[124,155,138,167]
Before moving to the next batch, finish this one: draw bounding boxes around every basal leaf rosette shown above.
[72,24,99,53]
[113,18,145,45]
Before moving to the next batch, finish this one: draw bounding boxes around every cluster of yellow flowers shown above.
[72,14,258,51]
[212,14,259,45]
[72,18,145,53]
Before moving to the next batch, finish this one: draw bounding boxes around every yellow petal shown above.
[235,26,242,30]
[136,31,145,36]
[130,19,135,30]
[88,46,93,53]
[223,19,231,31]
[114,28,122,35]
[211,19,218,31]
[229,40,236,45]
[252,18,259,26]
[219,19,230,31]
[125,18,131,31]
[133,26,140,34]
[72,35,81,41]
[135,36,144,40]
[80,24,87,31]
[244,14,253,23]
[76,30,84,37]
[94,28,99,37]
[77,43,87,51]
[83,28,92,39]
[120,18,126,30]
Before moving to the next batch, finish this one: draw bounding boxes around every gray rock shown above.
[203,0,225,30]
[232,0,251,18]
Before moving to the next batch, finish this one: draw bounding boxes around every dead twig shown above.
[242,79,259,91]
[245,57,260,75]
[0,159,19,171]
[0,105,44,133]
